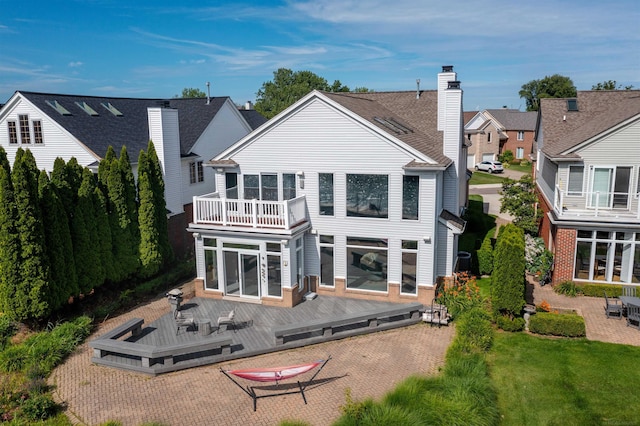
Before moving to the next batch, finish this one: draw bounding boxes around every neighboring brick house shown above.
[0,91,265,258]
[534,90,640,286]
[188,66,468,308]
[465,108,536,167]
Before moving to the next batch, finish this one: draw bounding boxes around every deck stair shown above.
[422,300,450,326]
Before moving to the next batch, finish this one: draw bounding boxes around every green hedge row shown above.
[477,227,495,276]
[554,282,630,298]
[529,312,586,337]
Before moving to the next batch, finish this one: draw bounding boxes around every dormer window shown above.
[567,99,578,111]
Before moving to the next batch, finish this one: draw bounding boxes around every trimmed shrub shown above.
[477,228,495,276]
[581,283,622,297]
[498,150,514,164]
[491,224,526,320]
[529,312,586,337]
[495,315,525,332]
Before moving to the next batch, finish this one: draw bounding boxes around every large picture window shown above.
[319,173,334,215]
[346,174,388,218]
[402,175,419,220]
[244,174,259,199]
[574,230,640,283]
[346,237,387,292]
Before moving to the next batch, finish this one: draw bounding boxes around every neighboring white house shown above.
[188,66,468,307]
[0,91,266,256]
[534,90,640,286]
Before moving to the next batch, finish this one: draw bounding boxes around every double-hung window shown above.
[18,115,31,144]
[189,161,204,184]
[7,121,18,144]
[567,165,584,196]
[517,131,524,141]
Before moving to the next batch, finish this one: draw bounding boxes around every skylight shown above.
[45,100,72,116]
[567,99,578,111]
[373,117,413,134]
[75,101,99,116]
[100,102,123,116]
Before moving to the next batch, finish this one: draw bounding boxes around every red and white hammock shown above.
[221,357,331,411]
[227,360,323,383]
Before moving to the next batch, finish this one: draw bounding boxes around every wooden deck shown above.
[91,296,425,375]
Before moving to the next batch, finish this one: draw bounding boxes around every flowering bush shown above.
[437,272,485,319]
[525,234,553,278]
[537,300,551,312]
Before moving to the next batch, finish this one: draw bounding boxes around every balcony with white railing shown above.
[192,193,308,231]
[553,185,640,222]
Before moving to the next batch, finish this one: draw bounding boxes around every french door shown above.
[589,166,631,209]
[224,251,260,298]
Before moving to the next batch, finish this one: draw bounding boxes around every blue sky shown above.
[1,0,639,111]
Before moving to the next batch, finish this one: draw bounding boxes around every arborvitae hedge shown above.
[0,148,22,318]
[491,224,526,319]
[477,227,495,275]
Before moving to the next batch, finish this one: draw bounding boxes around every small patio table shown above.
[619,296,640,308]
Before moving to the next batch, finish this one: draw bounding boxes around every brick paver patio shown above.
[49,279,640,426]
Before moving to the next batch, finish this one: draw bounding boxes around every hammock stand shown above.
[220,356,331,411]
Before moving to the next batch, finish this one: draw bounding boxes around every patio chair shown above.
[175,310,196,335]
[217,309,236,333]
[626,304,640,330]
[622,285,637,298]
[603,291,622,319]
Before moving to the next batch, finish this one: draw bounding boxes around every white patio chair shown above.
[175,311,196,335]
[217,309,236,333]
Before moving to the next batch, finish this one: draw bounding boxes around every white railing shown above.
[553,185,640,219]
[193,193,308,229]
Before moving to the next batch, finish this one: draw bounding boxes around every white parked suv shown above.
[475,161,504,173]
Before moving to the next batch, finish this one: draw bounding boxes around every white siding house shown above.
[0,92,265,257]
[534,90,640,286]
[189,66,467,307]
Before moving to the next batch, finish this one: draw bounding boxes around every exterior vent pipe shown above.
[206,81,210,105]
[416,79,421,99]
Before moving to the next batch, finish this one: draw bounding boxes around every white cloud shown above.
[68,61,84,67]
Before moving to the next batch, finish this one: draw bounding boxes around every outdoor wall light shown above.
[423,236,432,243]
[296,171,305,189]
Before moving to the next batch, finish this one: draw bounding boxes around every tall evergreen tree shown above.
[82,169,105,286]
[106,147,139,279]
[138,149,162,278]
[98,146,116,191]
[0,148,22,318]
[93,185,116,282]
[50,157,75,217]
[11,149,50,320]
[147,141,172,263]
[38,171,78,310]
[72,170,100,294]
[491,224,526,319]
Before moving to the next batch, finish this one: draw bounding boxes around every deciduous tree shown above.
[176,87,207,98]
[519,74,577,111]
[591,80,634,90]
[255,68,352,119]
[500,174,542,235]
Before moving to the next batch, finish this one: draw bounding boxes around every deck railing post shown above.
[193,196,199,222]
[222,199,228,226]
[595,191,600,217]
[284,199,290,229]
[252,199,258,228]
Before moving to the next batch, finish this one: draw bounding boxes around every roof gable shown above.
[16,92,238,159]
[539,90,640,157]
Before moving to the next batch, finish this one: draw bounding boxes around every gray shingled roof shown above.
[19,92,263,160]
[485,109,537,131]
[539,90,640,157]
[240,109,268,130]
[323,91,452,166]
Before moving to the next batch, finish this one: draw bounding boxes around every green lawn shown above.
[488,332,640,425]
[469,171,506,185]
[504,162,533,174]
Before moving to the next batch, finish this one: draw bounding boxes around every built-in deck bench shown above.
[273,302,423,345]
[89,317,233,375]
